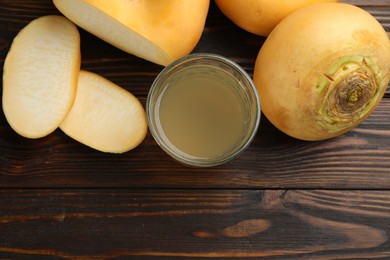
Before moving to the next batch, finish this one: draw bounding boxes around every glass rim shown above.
[146,53,261,167]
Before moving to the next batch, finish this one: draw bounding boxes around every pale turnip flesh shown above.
[60,71,148,153]
[2,15,80,138]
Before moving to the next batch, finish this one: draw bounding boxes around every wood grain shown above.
[342,0,390,6]
[0,189,389,259]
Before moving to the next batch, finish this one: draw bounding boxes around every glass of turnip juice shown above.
[147,53,260,167]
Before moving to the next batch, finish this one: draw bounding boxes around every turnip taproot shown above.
[253,3,390,141]
[2,15,80,138]
[215,0,337,36]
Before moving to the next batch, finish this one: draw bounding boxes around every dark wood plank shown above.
[0,189,389,259]
[342,0,390,6]
[344,2,390,39]
[0,0,389,189]
[1,99,389,189]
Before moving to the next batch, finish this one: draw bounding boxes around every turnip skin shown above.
[215,0,337,36]
[253,3,390,141]
[53,0,210,66]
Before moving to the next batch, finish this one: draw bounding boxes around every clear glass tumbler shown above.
[146,53,260,167]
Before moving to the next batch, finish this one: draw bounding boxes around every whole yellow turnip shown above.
[253,3,390,141]
[215,0,337,36]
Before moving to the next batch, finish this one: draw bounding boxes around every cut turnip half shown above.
[53,0,209,66]
[2,15,80,138]
[60,70,147,153]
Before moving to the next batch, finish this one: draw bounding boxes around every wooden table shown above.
[1,0,389,259]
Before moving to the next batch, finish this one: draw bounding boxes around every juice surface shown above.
[159,66,246,158]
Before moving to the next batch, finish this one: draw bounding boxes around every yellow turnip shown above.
[253,3,390,140]
[53,0,209,66]
[215,0,337,36]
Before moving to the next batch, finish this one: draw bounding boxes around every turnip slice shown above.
[60,70,147,153]
[2,15,80,138]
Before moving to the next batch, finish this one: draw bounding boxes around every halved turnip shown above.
[60,70,147,153]
[53,0,210,66]
[2,15,80,138]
